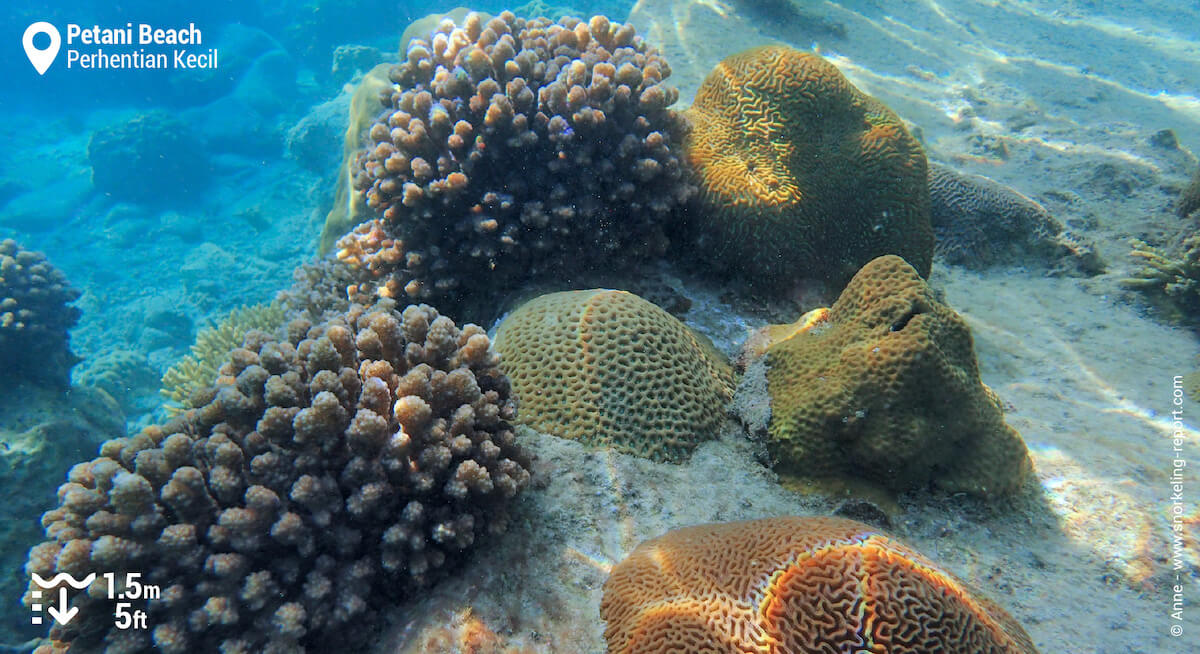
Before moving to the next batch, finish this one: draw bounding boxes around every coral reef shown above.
[1177,167,1200,218]
[601,516,1040,654]
[160,303,287,412]
[25,300,530,653]
[339,11,692,313]
[755,255,1032,497]
[75,349,161,416]
[493,289,733,462]
[0,238,81,388]
[682,45,932,291]
[1123,233,1200,323]
[928,162,1104,274]
[87,111,210,205]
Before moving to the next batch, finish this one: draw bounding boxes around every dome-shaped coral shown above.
[339,12,692,312]
[602,516,1040,654]
[0,239,81,388]
[23,300,530,653]
[683,46,932,290]
[493,289,733,462]
[758,255,1031,497]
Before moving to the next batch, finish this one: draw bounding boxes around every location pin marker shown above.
[23,22,61,75]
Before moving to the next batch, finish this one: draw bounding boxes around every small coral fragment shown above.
[493,289,733,462]
[601,516,1040,654]
[759,255,1032,497]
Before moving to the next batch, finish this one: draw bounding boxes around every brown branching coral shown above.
[24,300,531,653]
[1123,233,1200,323]
[340,11,692,314]
[0,238,81,388]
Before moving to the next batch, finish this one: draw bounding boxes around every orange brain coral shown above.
[601,516,1040,654]
[684,46,932,289]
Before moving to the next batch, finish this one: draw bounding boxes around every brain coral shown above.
[0,238,81,388]
[601,516,1040,654]
[493,289,733,462]
[928,162,1103,274]
[23,300,531,653]
[762,255,1031,497]
[339,11,692,311]
[683,46,932,290]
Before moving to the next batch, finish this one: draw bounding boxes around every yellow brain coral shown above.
[684,46,932,289]
[601,516,1040,654]
[493,289,733,462]
[764,255,1031,497]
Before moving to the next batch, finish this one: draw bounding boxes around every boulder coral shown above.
[87,111,210,205]
[0,238,81,388]
[683,46,932,290]
[340,11,692,312]
[928,162,1103,274]
[493,289,733,462]
[758,255,1031,497]
[23,300,531,653]
[601,516,1040,654]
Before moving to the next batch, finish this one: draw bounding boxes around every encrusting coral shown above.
[0,238,81,388]
[928,162,1104,274]
[601,516,1040,654]
[24,300,531,653]
[1123,233,1200,323]
[339,11,692,312]
[493,289,733,462]
[682,45,932,291]
[755,255,1032,497]
[161,302,287,412]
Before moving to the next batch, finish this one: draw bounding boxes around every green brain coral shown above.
[493,289,734,462]
[763,255,1032,497]
[683,46,932,291]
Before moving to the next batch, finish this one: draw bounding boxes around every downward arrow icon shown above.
[47,588,77,625]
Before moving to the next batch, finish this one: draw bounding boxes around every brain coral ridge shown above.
[493,289,733,462]
[683,45,933,291]
[927,162,1103,274]
[24,300,531,653]
[601,516,1040,654]
[763,254,1032,497]
[341,11,692,310]
[0,238,81,388]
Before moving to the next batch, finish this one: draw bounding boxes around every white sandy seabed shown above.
[360,1,1200,652]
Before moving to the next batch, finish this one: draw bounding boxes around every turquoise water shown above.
[1,1,1198,652]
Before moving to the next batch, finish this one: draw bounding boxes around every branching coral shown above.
[26,300,531,653]
[0,238,81,388]
[338,11,692,312]
[1123,233,1200,322]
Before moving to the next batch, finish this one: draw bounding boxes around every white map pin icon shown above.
[23,22,61,75]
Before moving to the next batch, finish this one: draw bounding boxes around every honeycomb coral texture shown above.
[341,11,691,306]
[684,46,932,288]
[601,516,1040,654]
[765,255,1031,496]
[493,289,733,462]
[24,301,530,653]
[0,238,80,387]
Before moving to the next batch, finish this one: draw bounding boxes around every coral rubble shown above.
[754,255,1031,497]
[601,516,1040,653]
[0,239,81,388]
[340,12,692,313]
[24,301,531,653]
[683,46,932,291]
[928,162,1104,274]
[493,289,733,462]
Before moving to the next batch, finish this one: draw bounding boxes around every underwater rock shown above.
[601,516,1040,653]
[340,11,693,317]
[928,162,1104,274]
[24,300,530,653]
[1177,167,1200,218]
[87,111,211,205]
[748,255,1032,498]
[493,289,733,462]
[0,239,81,389]
[683,46,932,293]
